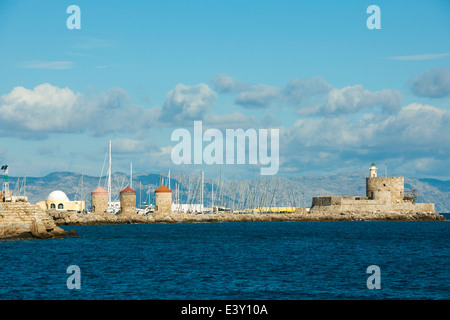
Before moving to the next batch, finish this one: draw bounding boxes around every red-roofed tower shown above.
[120,186,136,215]
[155,185,172,214]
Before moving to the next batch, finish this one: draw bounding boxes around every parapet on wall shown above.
[312,196,371,207]
[311,196,435,213]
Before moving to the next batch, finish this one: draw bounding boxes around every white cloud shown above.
[20,61,75,70]
[203,111,265,131]
[210,73,401,114]
[280,102,450,176]
[386,53,450,61]
[0,82,267,139]
[0,83,160,138]
[298,85,402,116]
[210,74,244,93]
[409,67,450,98]
[112,138,159,154]
[289,116,362,148]
[3,77,447,179]
[288,103,449,150]
[0,84,80,134]
[235,84,281,108]
[381,103,450,145]
[160,83,217,124]
[283,77,332,105]
[211,74,282,109]
[301,85,402,115]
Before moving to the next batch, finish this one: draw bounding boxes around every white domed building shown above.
[36,190,85,212]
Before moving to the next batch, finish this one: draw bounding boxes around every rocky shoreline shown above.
[49,210,446,226]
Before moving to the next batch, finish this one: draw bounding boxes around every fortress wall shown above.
[330,197,342,205]
[312,197,332,207]
[366,177,404,202]
[313,196,375,207]
[311,201,385,213]
[339,197,370,205]
[310,201,436,214]
[312,196,354,207]
[390,202,435,213]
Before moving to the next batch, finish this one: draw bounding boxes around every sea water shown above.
[0,219,448,300]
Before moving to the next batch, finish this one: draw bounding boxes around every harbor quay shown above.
[0,163,446,239]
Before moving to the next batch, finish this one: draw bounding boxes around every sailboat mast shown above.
[201,170,204,213]
[130,161,133,189]
[108,140,112,207]
[80,172,83,201]
[80,171,84,212]
[139,181,142,209]
[23,175,26,197]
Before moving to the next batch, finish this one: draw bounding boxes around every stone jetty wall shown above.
[0,202,68,239]
[2,204,444,240]
[49,209,446,226]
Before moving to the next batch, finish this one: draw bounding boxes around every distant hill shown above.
[6,171,450,213]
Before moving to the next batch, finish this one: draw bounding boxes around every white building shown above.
[36,190,85,212]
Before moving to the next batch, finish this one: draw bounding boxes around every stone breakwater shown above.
[2,206,445,239]
[49,210,446,226]
[0,202,68,239]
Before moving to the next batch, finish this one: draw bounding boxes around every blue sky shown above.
[0,0,449,180]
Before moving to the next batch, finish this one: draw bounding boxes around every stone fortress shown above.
[309,163,436,215]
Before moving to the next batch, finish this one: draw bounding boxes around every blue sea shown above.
[0,219,449,300]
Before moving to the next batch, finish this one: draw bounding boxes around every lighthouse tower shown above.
[369,162,377,178]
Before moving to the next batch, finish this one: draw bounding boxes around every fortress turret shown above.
[366,163,404,203]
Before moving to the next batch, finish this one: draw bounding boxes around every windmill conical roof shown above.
[155,185,172,193]
[120,186,136,194]
[91,186,108,195]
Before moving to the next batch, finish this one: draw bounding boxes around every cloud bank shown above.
[210,73,402,114]
[2,71,448,178]
[0,83,159,138]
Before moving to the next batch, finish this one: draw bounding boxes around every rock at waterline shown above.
[68,229,79,237]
